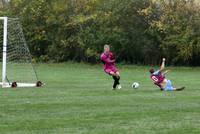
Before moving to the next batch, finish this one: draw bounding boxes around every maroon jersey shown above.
[100,52,116,71]
[150,70,165,87]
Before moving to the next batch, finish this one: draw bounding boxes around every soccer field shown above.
[0,63,200,134]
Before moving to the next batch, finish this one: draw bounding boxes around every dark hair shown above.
[149,68,155,74]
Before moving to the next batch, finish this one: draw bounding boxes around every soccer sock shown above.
[117,76,120,85]
[176,87,185,91]
[112,76,121,89]
[112,76,118,89]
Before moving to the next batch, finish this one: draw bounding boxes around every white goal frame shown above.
[0,17,7,87]
[0,17,40,88]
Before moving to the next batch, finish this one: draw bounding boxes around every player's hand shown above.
[109,52,115,60]
[163,58,166,61]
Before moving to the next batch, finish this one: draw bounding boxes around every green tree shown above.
[141,0,200,65]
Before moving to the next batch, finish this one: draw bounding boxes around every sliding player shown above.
[149,58,185,91]
[100,45,121,90]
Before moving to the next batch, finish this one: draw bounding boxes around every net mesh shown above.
[0,18,38,84]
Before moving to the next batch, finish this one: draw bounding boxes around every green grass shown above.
[0,63,200,134]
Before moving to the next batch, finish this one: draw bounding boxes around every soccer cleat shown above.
[117,84,122,89]
[176,87,185,91]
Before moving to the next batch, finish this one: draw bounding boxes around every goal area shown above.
[0,17,42,88]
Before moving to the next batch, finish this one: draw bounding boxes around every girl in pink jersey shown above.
[149,58,185,91]
[100,45,121,90]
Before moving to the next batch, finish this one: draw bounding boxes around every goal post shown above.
[0,17,43,88]
[0,17,7,87]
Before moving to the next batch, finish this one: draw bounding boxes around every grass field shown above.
[0,63,200,134]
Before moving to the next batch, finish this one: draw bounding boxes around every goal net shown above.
[0,17,42,88]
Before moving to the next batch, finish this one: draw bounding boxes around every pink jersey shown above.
[150,70,165,87]
[100,52,116,71]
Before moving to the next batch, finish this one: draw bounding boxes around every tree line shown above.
[0,0,200,66]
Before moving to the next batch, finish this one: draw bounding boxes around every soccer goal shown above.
[0,17,42,88]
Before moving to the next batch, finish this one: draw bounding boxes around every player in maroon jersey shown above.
[100,44,121,90]
[149,58,185,91]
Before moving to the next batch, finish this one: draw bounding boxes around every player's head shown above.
[104,44,110,53]
[149,68,155,74]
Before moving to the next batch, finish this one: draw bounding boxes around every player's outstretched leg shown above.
[163,80,185,91]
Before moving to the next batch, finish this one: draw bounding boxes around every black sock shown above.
[112,76,117,80]
[113,81,118,89]
[117,76,120,85]
[112,76,118,89]
[112,76,121,89]
[114,76,120,85]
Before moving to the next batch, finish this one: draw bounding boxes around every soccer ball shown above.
[132,82,139,89]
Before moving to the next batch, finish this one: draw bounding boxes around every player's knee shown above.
[116,71,120,76]
[109,71,115,76]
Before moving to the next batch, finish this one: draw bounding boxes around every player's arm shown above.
[101,54,115,63]
[159,58,166,72]
[106,58,115,63]
[162,70,170,75]
[109,52,116,60]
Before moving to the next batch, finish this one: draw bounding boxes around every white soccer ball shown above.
[132,82,140,89]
